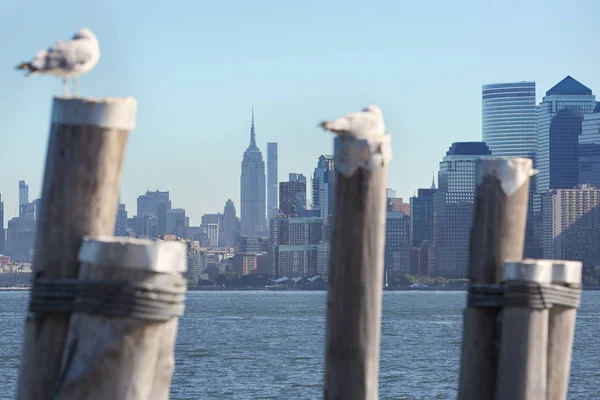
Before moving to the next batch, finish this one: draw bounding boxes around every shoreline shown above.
[3,286,600,292]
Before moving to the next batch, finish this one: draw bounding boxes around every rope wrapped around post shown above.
[465,260,583,400]
[53,236,188,400]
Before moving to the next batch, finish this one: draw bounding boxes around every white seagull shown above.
[16,28,100,97]
[320,105,386,139]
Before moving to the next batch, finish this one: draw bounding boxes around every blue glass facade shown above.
[537,76,596,195]
[432,142,492,278]
[579,104,600,188]
[482,82,536,158]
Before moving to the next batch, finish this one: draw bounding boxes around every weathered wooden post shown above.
[458,157,535,400]
[496,260,553,400]
[547,260,582,400]
[17,97,137,399]
[54,236,188,399]
[324,131,392,400]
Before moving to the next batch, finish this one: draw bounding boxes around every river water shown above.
[1,290,598,399]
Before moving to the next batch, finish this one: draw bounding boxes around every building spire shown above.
[249,105,256,148]
[431,169,436,189]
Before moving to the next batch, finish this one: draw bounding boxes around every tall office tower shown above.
[223,199,237,247]
[537,76,596,195]
[384,211,411,277]
[267,142,278,222]
[410,188,436,248]
[279,174,307,215]
[482,82,537,157]
[542,185,600,267]
[136,190,171,218]
[579,103,600,188]
[270,216,326,277]
[482,81,538,257]
[0,193,4,253]
[114,203,128,236]
[240,109,267,237]
[18,180,29,216]
[166,208,186,237]
[312,155,335,218]
[431,142,492,278]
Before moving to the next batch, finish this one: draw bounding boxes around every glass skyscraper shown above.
[579,103,600,188]
[431,142,492,278]
[482,82,536,157]
[537,76,596,195]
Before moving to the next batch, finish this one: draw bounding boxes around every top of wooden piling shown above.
[51,96,138,130]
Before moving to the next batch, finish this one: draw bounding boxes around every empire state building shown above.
[240,109,267,237]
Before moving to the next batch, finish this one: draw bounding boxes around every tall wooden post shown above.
[324,134,392,400]
[547,260,582,400]
[496,260,553,400]
[458,157,534,400]
[17,97,137,399]
[55,236,188,399]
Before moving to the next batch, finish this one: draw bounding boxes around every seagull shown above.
[320,105,386,139]
[15,28,100,97]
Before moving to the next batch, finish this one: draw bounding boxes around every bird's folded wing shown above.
[31,40,95,71]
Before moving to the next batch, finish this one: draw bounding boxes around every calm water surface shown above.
[0,290,598,399]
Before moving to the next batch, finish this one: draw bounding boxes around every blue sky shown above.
[1,0,599,223]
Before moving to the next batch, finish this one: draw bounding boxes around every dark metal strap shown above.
[29,279,187,321]
[468,282,582,309]
[467,283,505,308]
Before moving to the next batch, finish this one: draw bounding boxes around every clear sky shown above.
[1,0,599,224]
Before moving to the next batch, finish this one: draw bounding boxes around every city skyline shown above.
[1,0,599,223]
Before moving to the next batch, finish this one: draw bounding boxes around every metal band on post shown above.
[547,260,582,400]
[496,260,553,400]
[54,236,188,400]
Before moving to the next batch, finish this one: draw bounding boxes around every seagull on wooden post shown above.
[320,105,386,139]
[15,28,100,97]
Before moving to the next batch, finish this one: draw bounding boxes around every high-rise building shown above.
[387,197,410,215]
[223,199,237,247]
[279,174,307,215]
[240,109,267,237]
[270,216,326,277]
[579,103,600,188]
[384,211,411,277]
[114,203,128,236]
[431,142,492,278]
[166,208,186,237]
[0,193,4,254]
[410,188,436,247]
[537,76,596,196]
[482,81,538,257]
[201,213,222,246]
[482,82,537,157]
[6,216,36,262]
[312,155,335,218]
[542,185,600,267]
[137,190,171,218]
[18,180,29,207]
[267,142,278,222]
[206,223,219,247]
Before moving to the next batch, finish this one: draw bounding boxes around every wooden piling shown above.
[458,157,534,400]
[54,236,187,399]
[324,134,391,400]
[547,260,582,400]
[496,260,553,400]
[16,97,137,400]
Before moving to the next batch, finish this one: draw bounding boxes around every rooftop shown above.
[546,76,592,96]
[446,142,492,156]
